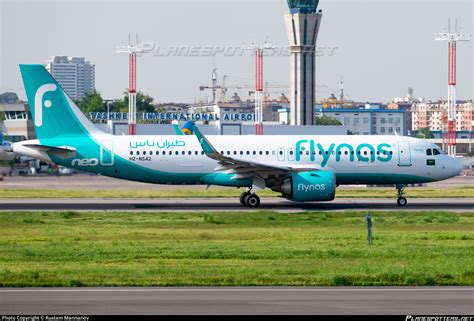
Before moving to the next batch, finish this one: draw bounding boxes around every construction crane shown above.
[199,67,226,104]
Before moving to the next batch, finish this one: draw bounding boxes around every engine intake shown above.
[280,171,336,202]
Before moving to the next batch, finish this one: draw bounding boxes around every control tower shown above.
[284,0,322,126]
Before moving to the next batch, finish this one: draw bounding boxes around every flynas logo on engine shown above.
[298,184,326,192]
[295,140,393,167]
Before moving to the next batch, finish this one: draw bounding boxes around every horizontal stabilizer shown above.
[23,144,76,159]
[0,149,15,161]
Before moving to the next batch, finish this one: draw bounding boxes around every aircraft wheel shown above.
[244,194,260,208]
[240,192,251,206]
[397,197,407,207]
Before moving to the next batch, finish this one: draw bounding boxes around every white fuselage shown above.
[111,134,461,185]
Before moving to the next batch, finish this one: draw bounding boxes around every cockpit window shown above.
[433,149,441,155]
[426,149,432,156]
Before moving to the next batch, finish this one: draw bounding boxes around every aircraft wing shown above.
[192,125,322,179]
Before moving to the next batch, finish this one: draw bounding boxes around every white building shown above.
[44,56,95,100]
[323,108,406,136]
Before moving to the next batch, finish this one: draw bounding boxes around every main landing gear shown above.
[240,178,265,208]
[240,191,261,208]
[396,184,407,206]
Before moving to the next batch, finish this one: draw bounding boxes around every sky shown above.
[0,0,472,103]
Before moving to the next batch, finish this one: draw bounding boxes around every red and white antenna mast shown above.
[243,41,276,135]
[435,19,471,156]
[117,34,147,136]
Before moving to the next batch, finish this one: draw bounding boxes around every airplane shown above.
[0,136,15,161]
[172,121,194,135]
[12,65,462,207]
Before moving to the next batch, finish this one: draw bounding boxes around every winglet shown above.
[172,124,184,135]
[192,124,218,155]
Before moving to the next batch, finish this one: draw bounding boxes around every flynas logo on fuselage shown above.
[295,140,393,167]
[130,139,186,149]
[34,83,57,127]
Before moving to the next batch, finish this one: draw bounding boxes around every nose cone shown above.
[452,157,463,176]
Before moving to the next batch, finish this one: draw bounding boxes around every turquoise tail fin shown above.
[19,64,102,140]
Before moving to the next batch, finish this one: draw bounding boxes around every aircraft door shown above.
[397,141,411,167]
[277,147,285,161]
[101,140,115,166]
[288,147,295,162]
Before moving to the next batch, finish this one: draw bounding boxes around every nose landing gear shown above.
[396,184,407,206]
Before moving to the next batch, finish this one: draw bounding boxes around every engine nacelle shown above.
[280,171,336,202]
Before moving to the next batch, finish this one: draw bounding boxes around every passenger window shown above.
[433,149,440,155]
[426,149,432,156]
[130,151,133,155]
[137,151,140,155]
[259,151,263,155]
[188,151,192,155]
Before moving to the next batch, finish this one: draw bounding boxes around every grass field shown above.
[0,210,472,287]
[0,186,473,198]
